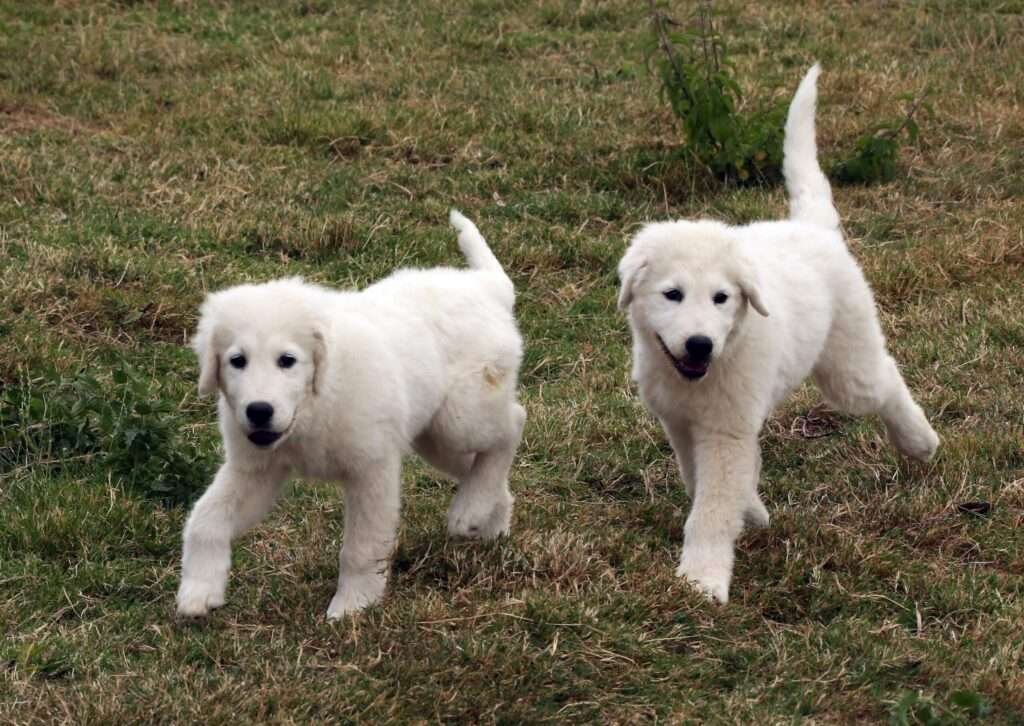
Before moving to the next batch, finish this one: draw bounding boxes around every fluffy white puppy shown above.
[617,65,939,603]
[177,211,526,620]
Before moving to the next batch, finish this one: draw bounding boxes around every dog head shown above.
[618,220,768,381]
[193,278,327,450]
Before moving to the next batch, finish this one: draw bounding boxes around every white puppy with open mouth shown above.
[617,65,939,603]
[176,211,526,620]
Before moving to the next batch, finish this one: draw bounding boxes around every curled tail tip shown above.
[802,62,822,88]
[449,208,470,230]
[448,208,508,280]
[790,63,822,115]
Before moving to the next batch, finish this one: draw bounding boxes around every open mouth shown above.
[656,335,709,381]
[247,429,282,448]
[245,406,298,449]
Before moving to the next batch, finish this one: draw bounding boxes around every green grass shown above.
[2,0,1022,722]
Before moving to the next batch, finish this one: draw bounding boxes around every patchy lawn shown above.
[1,1,1021,722]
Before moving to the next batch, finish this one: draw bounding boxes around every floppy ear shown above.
[311,327,327,395]
[192,303,222,397]
[734,257,769,317]
[193,329,220,396]
[617,245,648,311]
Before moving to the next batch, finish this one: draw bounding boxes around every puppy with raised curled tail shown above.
[617,65,938,603]
[177,211,526,620]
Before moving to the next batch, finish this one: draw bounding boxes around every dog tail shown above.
[783,64,840,231]
[449,209,515,306]
[450,209,506,275]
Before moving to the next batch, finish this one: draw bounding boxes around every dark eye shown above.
[229,354,247,370]
[713,292,729,305]
[278,353,297,369]
[663,289,683,303]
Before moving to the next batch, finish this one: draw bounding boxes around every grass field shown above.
[2,0,1023,722]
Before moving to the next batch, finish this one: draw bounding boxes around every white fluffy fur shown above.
[617,65,939,604]
[177,211,526,620]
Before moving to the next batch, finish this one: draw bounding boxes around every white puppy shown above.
[617,65,939,603]
[177,211,526,620]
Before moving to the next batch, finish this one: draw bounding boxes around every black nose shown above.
[685,335,713,361]
[246,401,274,428]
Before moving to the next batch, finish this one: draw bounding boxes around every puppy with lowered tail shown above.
[177,211,526,620]
[617,65,938,603]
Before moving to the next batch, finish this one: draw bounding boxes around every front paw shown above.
[176,579,226,617]
[326,571,387,621]
[676,547,732,604]
[447,491,512,541]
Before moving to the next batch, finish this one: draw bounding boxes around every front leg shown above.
[177,462,286,617]
[326,455,401,620]
[676,432,761,604]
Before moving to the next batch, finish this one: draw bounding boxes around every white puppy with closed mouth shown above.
[617,65,939,604]
[177,211,526,620]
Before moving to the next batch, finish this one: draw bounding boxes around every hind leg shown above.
[745,447,770,527]
[447,402,526,540]
[413,431,476,480]
[815,338,938,462]
[876,357,939,460]
[664,418,697,499]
